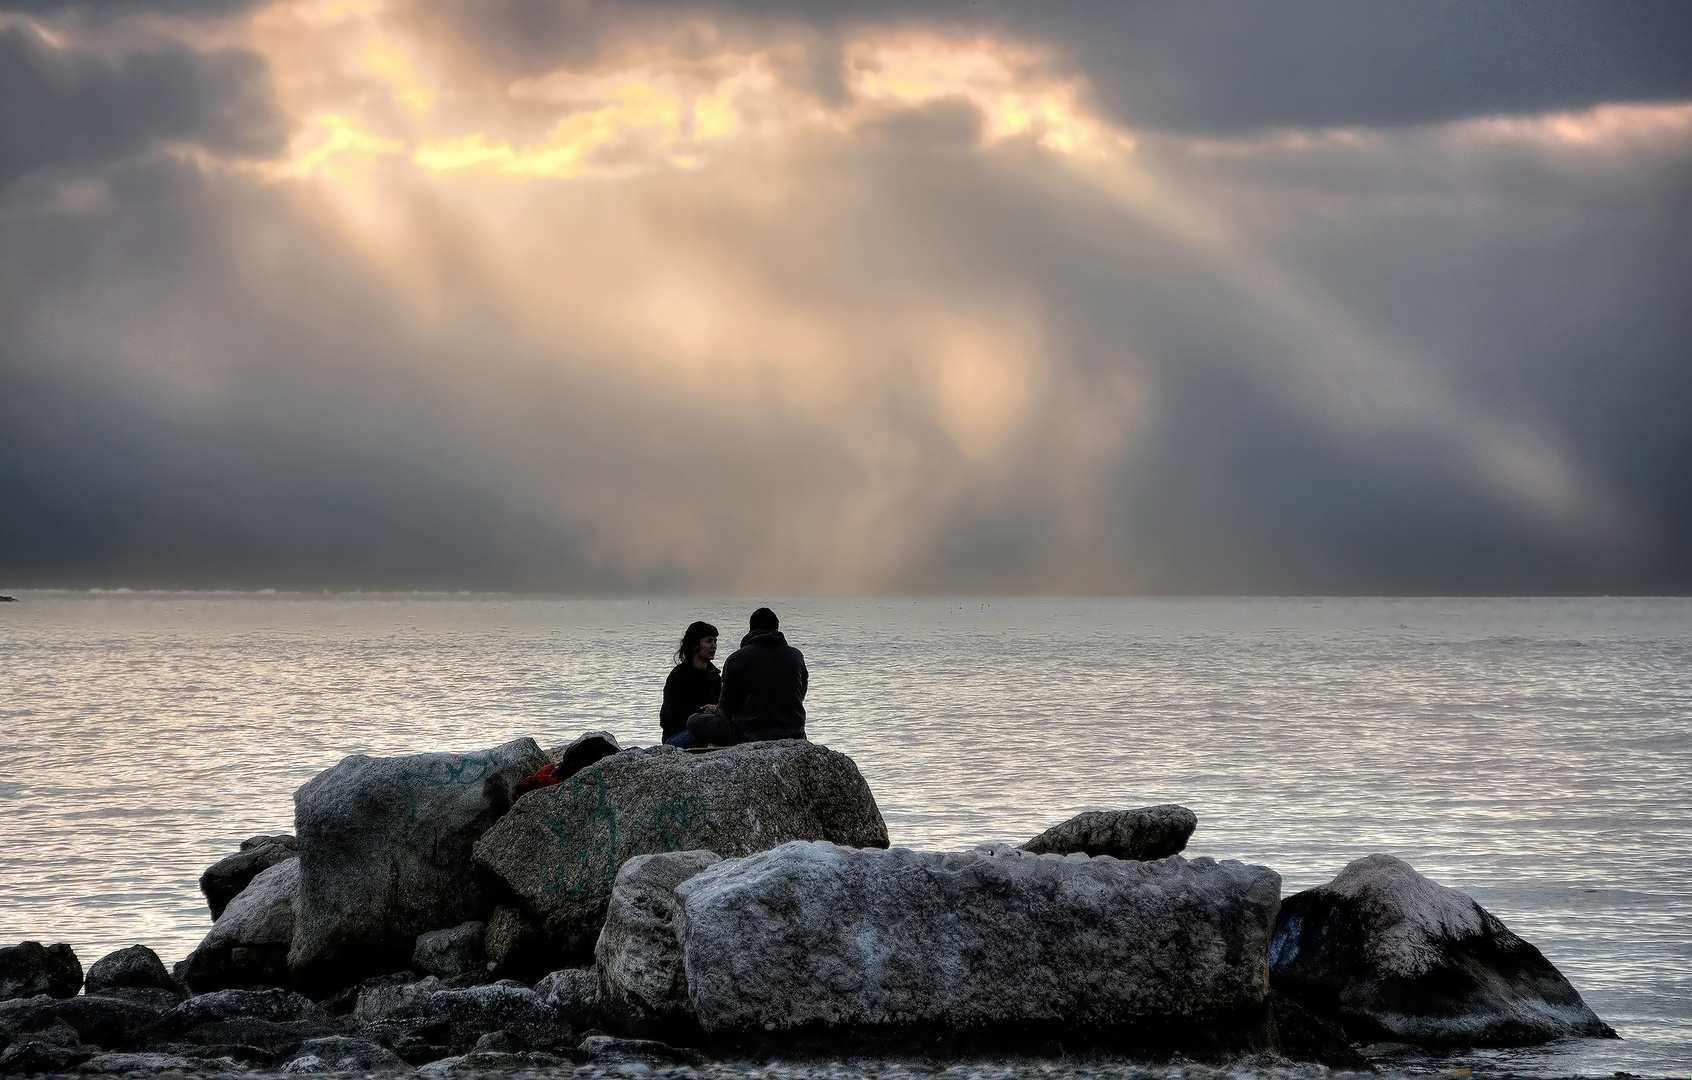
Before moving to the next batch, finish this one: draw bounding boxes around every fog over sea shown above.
[1,593,1688,1077]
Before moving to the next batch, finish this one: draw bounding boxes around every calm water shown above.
[1,594,1688,1076]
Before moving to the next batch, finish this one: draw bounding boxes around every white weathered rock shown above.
[596,850,722,1029]
[1270,853,1615,1046]
[290,738,549,991]
[475,742,887,958]
[672,841,1280,1041]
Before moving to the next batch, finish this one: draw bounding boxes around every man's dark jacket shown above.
[688,629,807,744]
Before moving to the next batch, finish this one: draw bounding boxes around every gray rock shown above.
[1021,804,1197,861]
[420,983,572,1051]
[0,941,82,1000]
[546,730,623,781]
[200,835,299,920]
[672,841,1280,1048]
[354,976,447,1024]
[596,850,722,1030]
[483,905,553,980]
[0,993,169,1052]
[354,977,570,1052]
[575,1033,708,1065]
[416,1049,567,1074]
[0,1035,95,1072]
[286,1034,404,1070]
[475,742,887,957]
[167,1016,347,1061]
[533,968,599,1026]
[183,858,299,992]
[281,1053,328,1072]
[94,986,186,1011]
[84,945,176,996]
[77,1051,201,1073]
[154,987,328,1036]
[1270,853,1616,1047]
[470,1029,519,1052]
[412,922,486,980]
[290,737,549,992]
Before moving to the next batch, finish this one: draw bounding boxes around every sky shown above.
[1,1,1688,595]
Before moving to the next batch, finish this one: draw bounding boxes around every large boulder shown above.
[200,835,299,920]
[1270,853,1616,1046]
[84,946,177,996]
[290,738,550,992]
[0,942,82,1000]
[475,742,887,957]
[183,858,299,992]
[596,850,722,1036]
[1022,804,1197,861]
[664,841,1280,1053]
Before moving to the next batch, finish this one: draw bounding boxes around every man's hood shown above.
[740,629,789,648]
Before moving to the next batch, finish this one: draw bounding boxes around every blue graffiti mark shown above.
[399,754,499,820]
[540,769,618,898]
[536,779,712,899]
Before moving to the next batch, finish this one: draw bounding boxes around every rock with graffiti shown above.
[289,737,550,992]
[473,741,889,958]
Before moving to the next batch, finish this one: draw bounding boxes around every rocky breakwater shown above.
[474,741,889,958]
[598,840,1283,1057]
[1270,853,1616,1047]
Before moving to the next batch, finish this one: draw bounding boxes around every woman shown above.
[660,621,721,747]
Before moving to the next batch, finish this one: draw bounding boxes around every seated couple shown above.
[660,607,807,749]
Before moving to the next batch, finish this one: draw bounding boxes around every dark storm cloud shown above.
[413,0,1692,131]
[0,3,1688,594]
[0,155,633,591]
[0,24,284,187]
[860,131,1692,595]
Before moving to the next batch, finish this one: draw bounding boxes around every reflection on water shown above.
[1,594,1688,1077]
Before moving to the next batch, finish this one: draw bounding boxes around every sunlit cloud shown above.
[3,0,1686,592]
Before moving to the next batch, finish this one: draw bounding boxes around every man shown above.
[684,607,808,745]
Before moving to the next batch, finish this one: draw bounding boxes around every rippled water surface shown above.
[2,594,1688,1077]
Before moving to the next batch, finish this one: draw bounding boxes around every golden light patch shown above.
[926,319,1039,462]
[286,112,404,187]
[415,81,684,178]
[361,38,433,114]
[1460,100,1692,148]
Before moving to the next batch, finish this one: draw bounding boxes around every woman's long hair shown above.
[676,620,719,665]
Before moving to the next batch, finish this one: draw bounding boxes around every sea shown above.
[1,593,1689,1077]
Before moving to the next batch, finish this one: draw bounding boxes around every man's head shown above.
[749,607,779,633]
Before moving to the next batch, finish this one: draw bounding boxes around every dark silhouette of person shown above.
[684,607,808,746]
[661,620,720,748]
